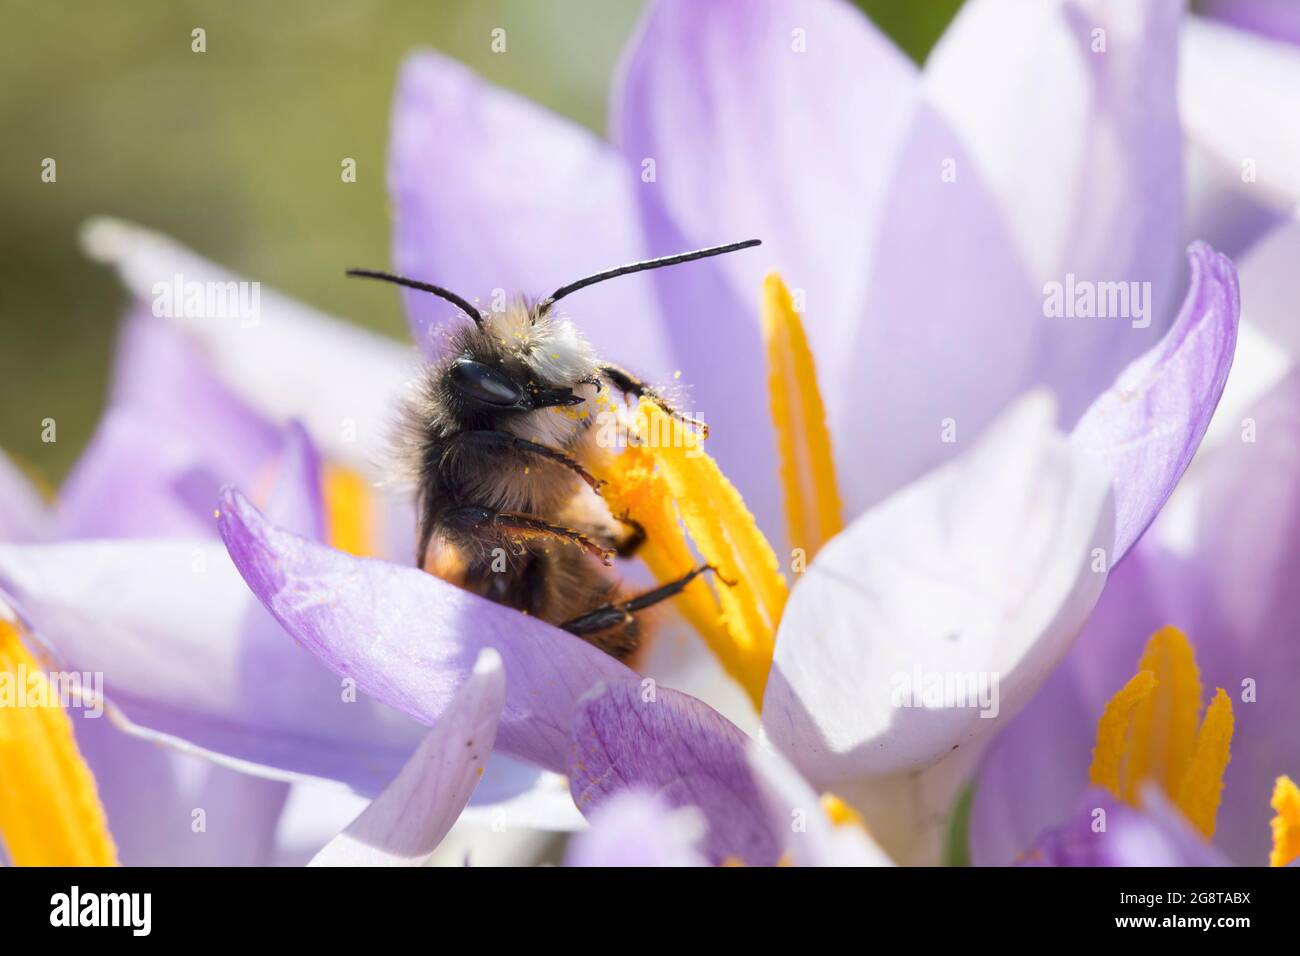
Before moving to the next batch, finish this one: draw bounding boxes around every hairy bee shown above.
[348,240,760,660]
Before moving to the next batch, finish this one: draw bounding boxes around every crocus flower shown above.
[3,0,1262,866]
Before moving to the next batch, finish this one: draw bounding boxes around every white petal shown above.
[310,648,505,866]
[762,392,1114,786]
[80,217,418,476]
[746,742,892,867]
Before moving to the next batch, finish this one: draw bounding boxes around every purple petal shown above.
[1019,787,1229,867]
[311,648,505,866]
[218,487,633,773]
[263,421,325,542]
[1182,17,1300,211]
[388,53,671,377]
[81,218,417,477]
[110,309,281,480]
[567,679,781,866]
[1070,243,1240,562]
[0,448,48,543]
[1202,0,1300,46]
[928,0,1186,398]
[72,711,289,867]
[834,103,1044,513]
[615,0,916,375]
[565,790,707,867]
[614,0,919,523]
[57,310,286,540]
[1157,367,1300,863]
[0,430,424,793]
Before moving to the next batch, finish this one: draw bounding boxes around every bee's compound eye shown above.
[450,358,524,407]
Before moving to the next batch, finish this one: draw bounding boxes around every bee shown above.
[347,239,760,661]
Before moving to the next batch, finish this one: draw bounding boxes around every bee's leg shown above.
[449,431,605,493]
[560,564,728,636]
[445,506,616,566]
[598,363,710,438]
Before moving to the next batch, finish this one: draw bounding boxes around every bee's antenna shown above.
[346,268,486,329]
[538,239,762,314]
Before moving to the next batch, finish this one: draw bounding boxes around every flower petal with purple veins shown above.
[1070,242,1240,562]
[217,487,634,773]
[568,679,781,866]
[311,648,505,867]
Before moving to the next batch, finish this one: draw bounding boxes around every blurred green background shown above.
[0,0,962,482]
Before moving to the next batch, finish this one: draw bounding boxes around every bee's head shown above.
[430,296,598,430]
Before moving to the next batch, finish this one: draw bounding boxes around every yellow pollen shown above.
[1269,775,1300,867]
[1123,626,1203,802]
[820,793,867,830]
[0,619,118,866]
[322,463,376,557]
[591,400,787,709]
[1176,688,1233,839]
[592,443,736,678]
[1088,626,1233,839]
[761,273,844,560]
[1088,669,1157,797]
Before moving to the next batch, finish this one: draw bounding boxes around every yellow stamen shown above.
[1123,626,1203,802]
[1088,627,1234,839]
[821,792,866,830]
[591,400,788,709]
[1088,669,1157,796]
[639,401,786,706]
[322,463,376,557]
[1269,775,1300,868]
[594,443,731,657]
[761,273,844,559]
[0,619,117,865]
[1176,688,1233,839]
